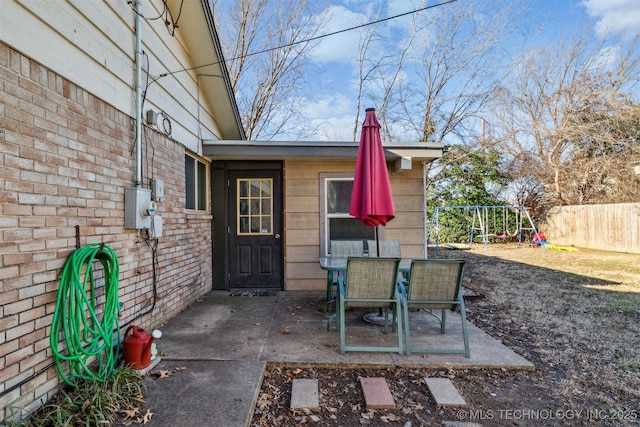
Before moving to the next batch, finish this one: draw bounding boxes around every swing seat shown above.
[545,243,579,252]
[445,243,472,250]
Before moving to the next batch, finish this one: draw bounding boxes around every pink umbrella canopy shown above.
[349,108,395,227]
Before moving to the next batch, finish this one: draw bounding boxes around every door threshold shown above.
[229,289,280,296]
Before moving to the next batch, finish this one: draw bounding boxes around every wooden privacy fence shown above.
[543,203,640,254]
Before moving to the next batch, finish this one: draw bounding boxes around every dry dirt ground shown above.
[251,244,640,426]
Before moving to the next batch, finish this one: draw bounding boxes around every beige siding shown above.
[283,160,427,291]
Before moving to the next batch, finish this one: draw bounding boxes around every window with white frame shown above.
[185,153,209,211]
[320,173,375,256]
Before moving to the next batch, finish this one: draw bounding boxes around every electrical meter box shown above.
[151,215,163,238]
[151,178,164,202]
[125,187,155,229]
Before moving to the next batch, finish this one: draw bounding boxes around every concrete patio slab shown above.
[124,360,264,427]
[134,291,533,426]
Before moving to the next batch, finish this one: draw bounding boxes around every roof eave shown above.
[202,140,445,162]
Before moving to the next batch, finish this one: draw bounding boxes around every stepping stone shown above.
[424,377,467,408]
[359,377,395,409]
[290,378,319,411]
[442,421,482,427]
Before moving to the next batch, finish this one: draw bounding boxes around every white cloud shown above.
[386,0,428,30]
[301,92,353,119]
[582,0,640,37]
[298,92,358,141]
[310,5,367,64]
[588,45,621,72]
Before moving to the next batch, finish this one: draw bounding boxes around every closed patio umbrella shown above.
[350,108,396,325]
[350,108,395,255]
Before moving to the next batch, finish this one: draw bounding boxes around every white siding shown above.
[0,0,222,152]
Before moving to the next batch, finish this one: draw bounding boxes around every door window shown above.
[237,178,273,235]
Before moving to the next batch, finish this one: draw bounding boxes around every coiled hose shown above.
[50,243,121,387]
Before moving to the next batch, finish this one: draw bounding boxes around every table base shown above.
[362,312,388,326]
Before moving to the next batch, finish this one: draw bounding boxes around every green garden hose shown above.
[50,243,121,387]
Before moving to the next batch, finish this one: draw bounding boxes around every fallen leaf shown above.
[156,370,173,378]
[122,407,140,420]
[407,402,424,410]
[283,328,290,334]
[136,409,154,424]
[257,398,272,410]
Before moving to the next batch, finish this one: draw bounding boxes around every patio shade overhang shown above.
[202,140,445,170]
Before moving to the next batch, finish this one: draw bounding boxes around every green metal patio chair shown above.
[330,240,365,257]
[399,259,470,357]
[367,240,405,283]
[326,241,365,311]
[366,240,401,257]
[328,257,403,354]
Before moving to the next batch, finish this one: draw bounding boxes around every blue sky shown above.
[290,0,640,142]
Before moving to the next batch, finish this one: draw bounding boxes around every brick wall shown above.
[0,42,213,420]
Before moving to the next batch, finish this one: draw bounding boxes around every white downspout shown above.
[134,0,143,186]
[423,161,427,258]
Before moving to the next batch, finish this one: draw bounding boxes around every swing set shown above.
[427,205,541,251]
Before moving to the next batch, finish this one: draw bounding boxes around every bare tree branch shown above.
[213,0,328,140]
[490,32,640,208]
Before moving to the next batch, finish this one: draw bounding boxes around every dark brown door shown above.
[228,170,283,288]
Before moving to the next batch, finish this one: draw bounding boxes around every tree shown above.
[426,145,512,242]
[427,145,511,207]
[212,0,328,140]
[347,1,523,143]
[489,32,640,211]
[345,0,526,204]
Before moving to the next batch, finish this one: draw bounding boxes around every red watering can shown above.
[122,325,162,369]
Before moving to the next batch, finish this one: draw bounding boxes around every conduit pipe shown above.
[134,0,143,186]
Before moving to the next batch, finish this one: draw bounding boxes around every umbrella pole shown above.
[376,226,383,317]
[363,227,387,325]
